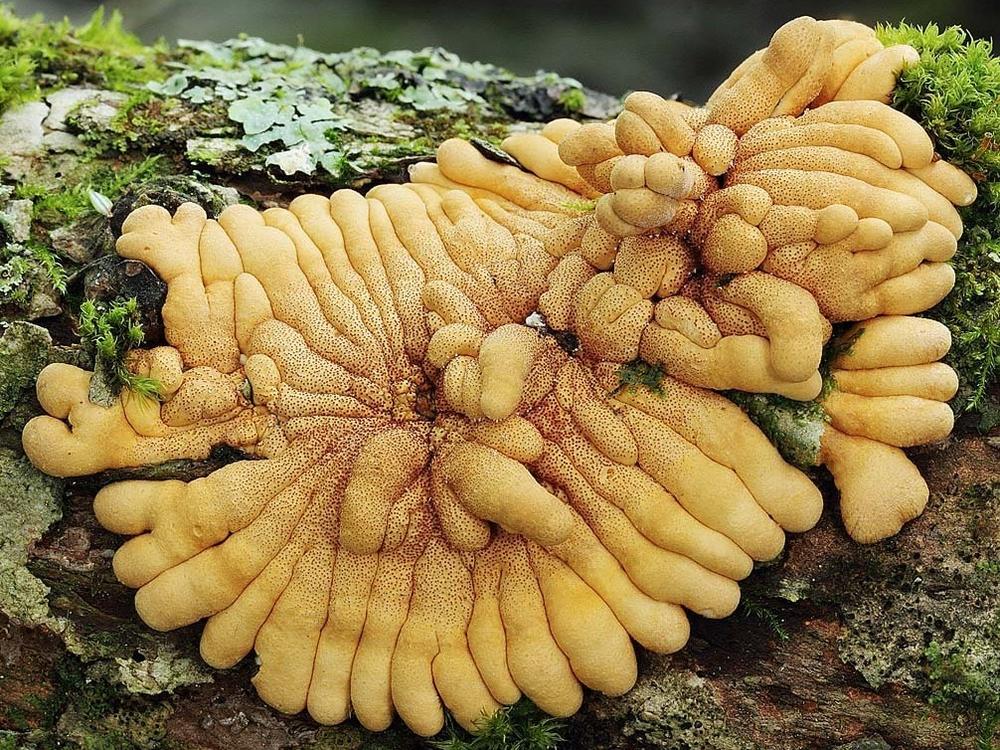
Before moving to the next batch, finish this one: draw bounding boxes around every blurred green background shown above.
[9,0,1000,99]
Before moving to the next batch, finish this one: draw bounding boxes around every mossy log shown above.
[0,9,996,750]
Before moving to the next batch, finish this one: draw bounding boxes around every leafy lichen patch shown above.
[133,36,609,182]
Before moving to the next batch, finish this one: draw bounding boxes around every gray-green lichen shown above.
[0,324,76,626]
[0,322,88,444]
[57,626,213,695]
[0,321,212,703]
[96,644,211,696]
[833,739,891,750]
[585,664,753,750]
[0,448,63,624]
[608,669,750,750]
[837,481,1000,742]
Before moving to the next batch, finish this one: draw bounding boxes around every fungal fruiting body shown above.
[22,16,975,735]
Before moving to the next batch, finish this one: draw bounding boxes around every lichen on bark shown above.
[0,448,62,624]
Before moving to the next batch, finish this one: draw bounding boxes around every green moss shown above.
[0,240,66,304]
[974,559,1000,580]
[429,700,565,750]
[85,91,230,156]
[613,358,666,396]
[24,240,66,292]
[878,22,1000,428]
[78,297,162,401]
[16,156,165,226]
[0,43,34,112]
[924,640,1000,750]
[0,6,165,113]
[558,87,586,113]
[738,595,790,641]
[58,659,124,725]
[91,91,163,152]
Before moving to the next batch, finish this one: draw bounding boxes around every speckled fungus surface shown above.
[22,16,975,736]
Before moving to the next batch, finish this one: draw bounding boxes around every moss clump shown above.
[15,156,165,228]
[429,700,565,750]
[614,358,666,396]
[877,22,1000,429]
[78,297,161,402]
[0,240,66,305]
[924,640,999,750]
[83,89,231,157]
[558,87,587,113]
[0,6,165,113]
[738,594,791,642]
